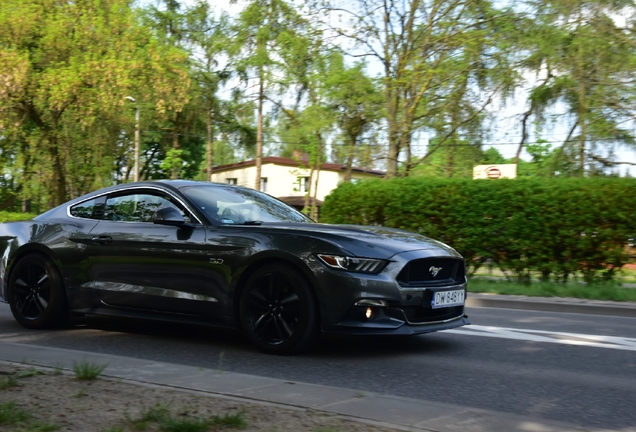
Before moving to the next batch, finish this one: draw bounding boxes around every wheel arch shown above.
[6,244,61,284]
[6,245,70,328]
[232,252,322,330]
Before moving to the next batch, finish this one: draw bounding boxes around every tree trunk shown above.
[386,127,400,177]
[207,107,214,182]
[344,134,356,182]
[171,129,179,180]
[383,0,399,178]
[49,135,67,206]
[255,72,264,190]
[303,168,313,215]
[311,166,320,221]
[171,110,180,180]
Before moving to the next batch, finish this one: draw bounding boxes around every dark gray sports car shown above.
[0,180,469,354]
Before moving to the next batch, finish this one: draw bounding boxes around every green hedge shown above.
[321,178,636,283]
[0,211,37,222]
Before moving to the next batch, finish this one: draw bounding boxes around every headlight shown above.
[316,254,388,274]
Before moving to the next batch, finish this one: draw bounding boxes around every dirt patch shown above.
[0,364,399,432]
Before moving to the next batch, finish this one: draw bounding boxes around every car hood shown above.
[262,222,460,259]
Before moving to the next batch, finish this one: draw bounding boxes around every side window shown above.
[69,198,102,219]
[104,193,185,223]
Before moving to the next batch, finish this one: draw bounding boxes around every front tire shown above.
[239,263,319,355]
[8,254,68,329]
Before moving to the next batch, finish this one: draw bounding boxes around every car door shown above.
[85,189,226,319]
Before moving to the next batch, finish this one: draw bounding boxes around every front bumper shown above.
[309,248,470,336]
[324,314,470,336]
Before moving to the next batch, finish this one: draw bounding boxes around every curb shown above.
[466,294,636,318]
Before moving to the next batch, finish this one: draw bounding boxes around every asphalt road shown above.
[1,303,635,430]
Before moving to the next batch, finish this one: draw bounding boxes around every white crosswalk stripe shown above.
[445,325,636,351]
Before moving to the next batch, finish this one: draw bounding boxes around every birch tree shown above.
[318,0,519,177]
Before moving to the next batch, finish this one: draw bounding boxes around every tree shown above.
[231,0,307,190]
[514,0,636,176]
[323,53,384,181]
[0,0,190,206]
[318,0,519,177]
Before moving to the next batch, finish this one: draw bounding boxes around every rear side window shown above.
[104,193,185,223]
[69,198,102,220]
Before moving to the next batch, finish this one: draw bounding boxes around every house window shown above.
[298,177,310,193]
[226,178,237,185]
[260,177,268,193]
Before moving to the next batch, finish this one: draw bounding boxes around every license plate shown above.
[431,289,465,309]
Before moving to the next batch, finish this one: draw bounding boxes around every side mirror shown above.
[152,207,185,226]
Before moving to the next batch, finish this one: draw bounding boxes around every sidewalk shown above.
[1,297,635,431]
[0,342,589,432]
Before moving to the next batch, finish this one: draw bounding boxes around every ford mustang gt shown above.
[0,180,469,354]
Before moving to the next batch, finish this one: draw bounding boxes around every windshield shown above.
[181,185,314,225]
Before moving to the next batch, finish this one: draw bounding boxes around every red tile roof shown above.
[211,157,385,176]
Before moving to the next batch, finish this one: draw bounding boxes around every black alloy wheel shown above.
[240,263,319,355]
[8,254,68,329]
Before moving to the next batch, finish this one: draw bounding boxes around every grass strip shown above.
[468,278,636,302]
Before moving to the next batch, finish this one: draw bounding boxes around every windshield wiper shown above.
[241,220,263,225]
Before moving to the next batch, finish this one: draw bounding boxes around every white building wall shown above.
[210,162,378,201]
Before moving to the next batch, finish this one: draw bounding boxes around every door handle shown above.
[91,235,113,245]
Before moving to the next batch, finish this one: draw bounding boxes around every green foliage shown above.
[1,0,636,212]
[127,405,170,430]
[72,360,108,380]
[70,389,87,398]
[0,375,17,390]
[159,416,212,432]
[0,401,58,430]
[0,0,191,206]
[517,1,636,175]
[22,421,60,432]
[17,368,45,378]
[0,212,37,222]
[209,412,247,429]
[410,139,485,178]
[0,401,30,425]
[322,177,636,283]
[127,405,247,432]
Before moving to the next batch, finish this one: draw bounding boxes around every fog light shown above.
[365,307,373,319]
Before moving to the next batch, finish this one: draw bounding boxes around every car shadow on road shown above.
[0,303,464,361]
[312,333,459,358]
[64,314,461,358]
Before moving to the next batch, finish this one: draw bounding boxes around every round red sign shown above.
[486,167,502,179]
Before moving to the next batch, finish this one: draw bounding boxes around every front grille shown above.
[397,257,465,287]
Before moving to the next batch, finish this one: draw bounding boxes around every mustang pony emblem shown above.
[429,266,443,277]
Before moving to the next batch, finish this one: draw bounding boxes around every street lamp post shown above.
[126,96,140,182]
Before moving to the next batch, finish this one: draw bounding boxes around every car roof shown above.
[36,180,237,222]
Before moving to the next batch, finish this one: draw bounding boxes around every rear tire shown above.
[239,263,319,355]
[8,254,68,329]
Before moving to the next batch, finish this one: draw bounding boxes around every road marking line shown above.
[445,325,636,351]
